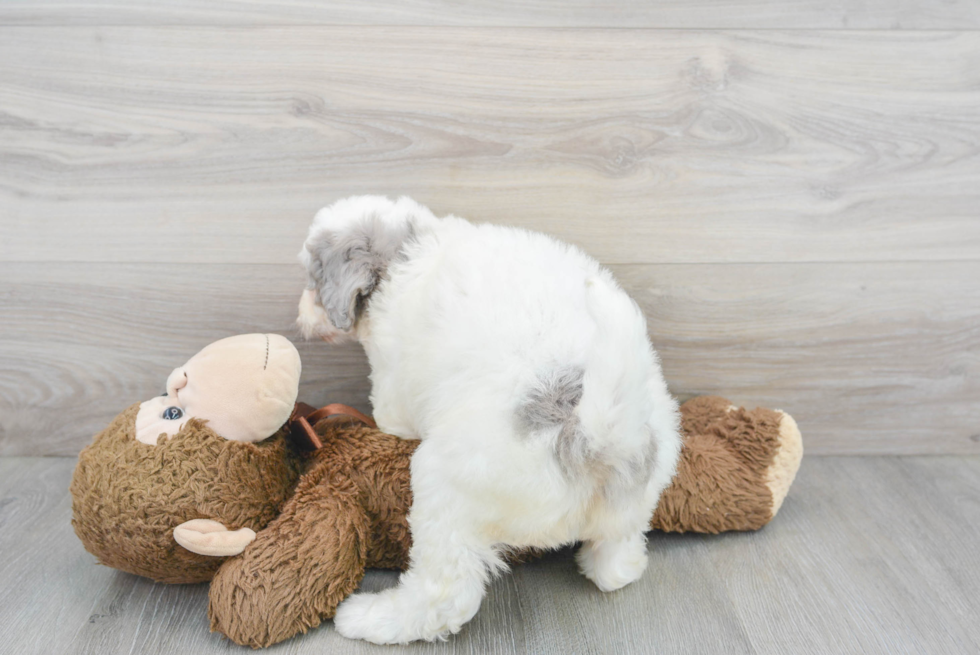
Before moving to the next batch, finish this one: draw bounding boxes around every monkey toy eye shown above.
[162,406,184,420]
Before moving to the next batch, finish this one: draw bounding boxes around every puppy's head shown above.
[297,195,428,343]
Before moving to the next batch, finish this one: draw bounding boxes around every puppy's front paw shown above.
[334,591,411,645]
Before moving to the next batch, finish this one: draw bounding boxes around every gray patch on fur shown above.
[517,366,595,476]
[305,214,416,330]
[517,367,585,429]
[519,367,661,490]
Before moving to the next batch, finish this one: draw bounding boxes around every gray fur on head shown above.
[304,214,414,331]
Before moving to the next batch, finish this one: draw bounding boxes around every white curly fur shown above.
[298,196,682,644]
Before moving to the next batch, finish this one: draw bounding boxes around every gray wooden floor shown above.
[1,454,977,655]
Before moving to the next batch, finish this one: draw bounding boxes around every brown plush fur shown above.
[70,403,303,584]
[208,416,416,646]
[652,395,783,533]
[71,396,800,647]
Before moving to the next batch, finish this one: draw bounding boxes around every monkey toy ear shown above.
[173,519,256,557]
[207,460,371,648]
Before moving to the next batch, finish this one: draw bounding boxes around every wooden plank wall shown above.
[1,3,978,456]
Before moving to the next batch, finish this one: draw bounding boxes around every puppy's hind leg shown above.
[576,532,649,592]
[576,475,658,593]
[333,442,503,644]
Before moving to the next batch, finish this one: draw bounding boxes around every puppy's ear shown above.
[304,216,411,331]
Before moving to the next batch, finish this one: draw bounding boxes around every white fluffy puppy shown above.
[297,196,681,644]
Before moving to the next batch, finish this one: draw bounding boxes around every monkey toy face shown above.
[70,334,304,584]
[70,403,302,583]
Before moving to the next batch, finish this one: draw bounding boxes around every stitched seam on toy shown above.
[263,335,269,370]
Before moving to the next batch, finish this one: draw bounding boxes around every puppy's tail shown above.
[518,272,664,480]
[574,273,666,475]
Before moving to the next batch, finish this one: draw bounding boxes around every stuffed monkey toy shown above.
[70,335,802,647]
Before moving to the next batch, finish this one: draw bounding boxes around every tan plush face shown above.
[72,334,304,583]
[70,404,302,584]
[136,334,302,445]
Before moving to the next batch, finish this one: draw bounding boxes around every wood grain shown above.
[2,260,977,457]
[1,0,978,29]
[2,456,978,654]
[618,262,980,456]
[709,456,980,654]
[2,28,979,265]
